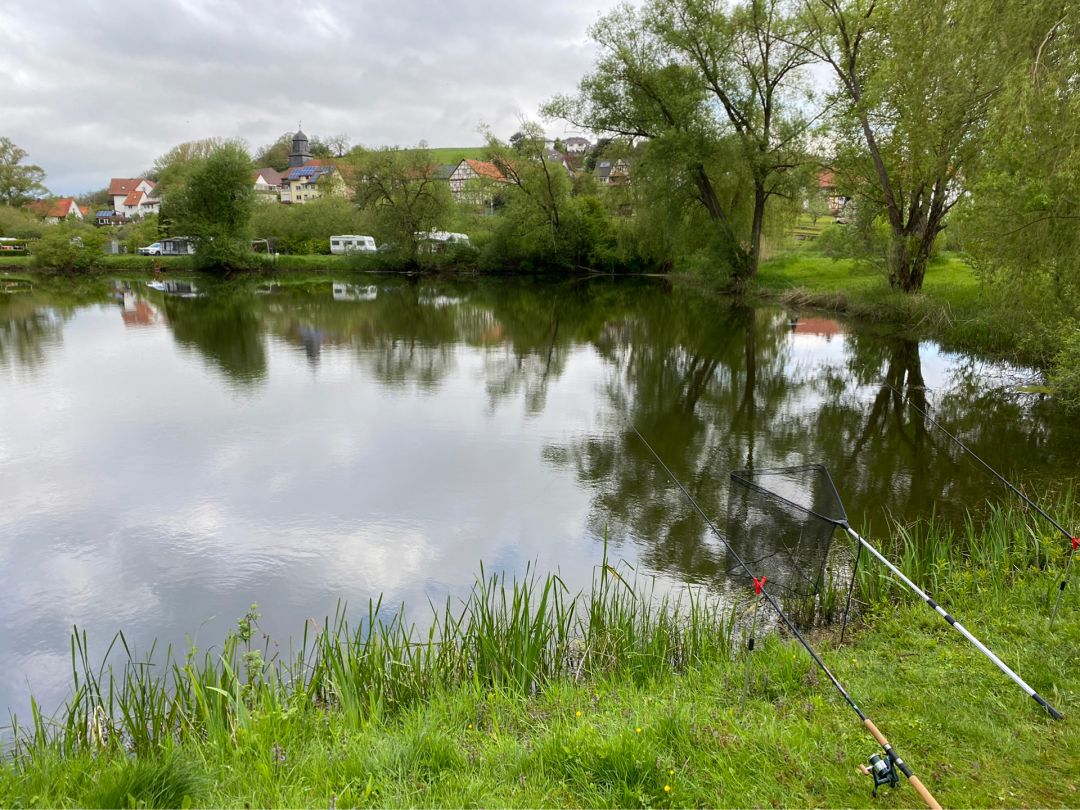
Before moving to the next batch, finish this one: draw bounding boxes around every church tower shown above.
[288,127,313,168]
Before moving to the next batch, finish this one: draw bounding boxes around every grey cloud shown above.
[0,0,616,194]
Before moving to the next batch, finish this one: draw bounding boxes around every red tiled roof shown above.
[79,205,90,216]
[123,191,143,206]
[464,159,506,182]
[109,178,142,196]
[28,197,78,218]
[818,170,836,189]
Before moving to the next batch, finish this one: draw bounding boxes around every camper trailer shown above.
[330,235,377,255]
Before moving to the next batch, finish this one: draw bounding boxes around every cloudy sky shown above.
[0,0,622,195]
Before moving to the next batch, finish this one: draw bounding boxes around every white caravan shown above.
[330,235,378,254]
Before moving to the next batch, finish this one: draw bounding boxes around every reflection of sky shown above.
[0,303,619,722]
[1,292,1077,728]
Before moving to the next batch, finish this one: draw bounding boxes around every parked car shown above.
[138,242,162,255]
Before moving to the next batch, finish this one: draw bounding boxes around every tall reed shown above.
[8,551,735,760]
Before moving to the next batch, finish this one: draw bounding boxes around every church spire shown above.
[289,126,312,168]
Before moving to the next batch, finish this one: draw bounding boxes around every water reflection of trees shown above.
[162,294,267,385]
[0,298,66,372]
[0,278,117,374]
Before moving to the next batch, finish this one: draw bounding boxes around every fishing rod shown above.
[885,380,1078,627]
[630,425,942,810]
[731,464,1064,721]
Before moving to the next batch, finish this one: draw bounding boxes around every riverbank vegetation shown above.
[2,1,1077,401]
[2,503,1078,808]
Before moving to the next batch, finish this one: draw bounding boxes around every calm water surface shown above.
[1,273,1078,721]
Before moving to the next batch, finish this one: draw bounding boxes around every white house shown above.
[28,197,84,223]
[253,168,283,200]
[563,137,592,154]
[109,178,160,218]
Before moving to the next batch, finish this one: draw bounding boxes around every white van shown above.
[330,235,377,254]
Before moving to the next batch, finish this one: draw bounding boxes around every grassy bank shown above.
[2,507,1078,808]
[749,247,1056,368]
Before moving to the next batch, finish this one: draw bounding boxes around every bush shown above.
[1051,326,1080,410]
[30,221,107,271]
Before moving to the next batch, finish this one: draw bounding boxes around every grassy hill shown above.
[424,146,489,165]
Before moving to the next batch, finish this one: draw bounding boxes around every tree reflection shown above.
[0,298,65,372]
[162,293,267,386]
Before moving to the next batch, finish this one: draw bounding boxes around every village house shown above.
[108,178,160,218]
[278,129,345,204]
[447,159,507,197]
[595,159,631,186]
[28,197,84,223]
[817,170,848,217]
[563,136,592,154]
[252,167,283,200]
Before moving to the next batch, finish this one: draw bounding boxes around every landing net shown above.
[722,466,843,603]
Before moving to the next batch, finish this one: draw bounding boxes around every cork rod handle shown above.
[863,719,942,810]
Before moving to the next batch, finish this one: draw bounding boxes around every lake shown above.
[2,273,1078,724]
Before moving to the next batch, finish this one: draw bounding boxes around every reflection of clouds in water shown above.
[4,282,1078,732]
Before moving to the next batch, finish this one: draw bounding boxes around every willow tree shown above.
[801,0,1015,291]
[546,0,814,282]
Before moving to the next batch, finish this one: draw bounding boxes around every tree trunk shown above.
[691,163,753,280]
[743,183,768,281]
[886,228,936,293]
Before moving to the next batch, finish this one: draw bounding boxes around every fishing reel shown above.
[860,751,899,797]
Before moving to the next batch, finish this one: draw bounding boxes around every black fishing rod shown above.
[886,381,1079,626]
[630,425,942,810]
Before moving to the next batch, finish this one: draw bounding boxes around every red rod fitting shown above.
[753,576,767,594]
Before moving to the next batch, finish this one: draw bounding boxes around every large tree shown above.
[800,0,1016,291]
[347,145,453,259]
[546,0,814,281]
[0,137,48,206]
[158,140,256,270]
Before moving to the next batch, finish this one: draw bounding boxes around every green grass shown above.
[751,248,1041,361]
[2,507,1079,807]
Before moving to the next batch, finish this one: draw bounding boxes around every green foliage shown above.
[0,203,45,239]
[347,145,454,260]
[30,220,107,272]
[119,214,162,255]
[1,510,1077,808]
[1050,328,1080,411]
[0,136,48,205]
[803,0,1036,291]
[250,196,370,254]
[253,132,294,172]
[546,0,816,279]
[82,752,206,809]
[482,124,617,271]
[158,141,257,271]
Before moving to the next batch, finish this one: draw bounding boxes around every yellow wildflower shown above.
[664,784,672,793]
[636,727,642,734]
[575,710,582,717]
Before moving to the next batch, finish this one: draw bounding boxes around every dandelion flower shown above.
[669,769,675,776]
[467,724,473,730]
[636,727,642,734]
[576,710,582,717]
[664,784,672,793]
